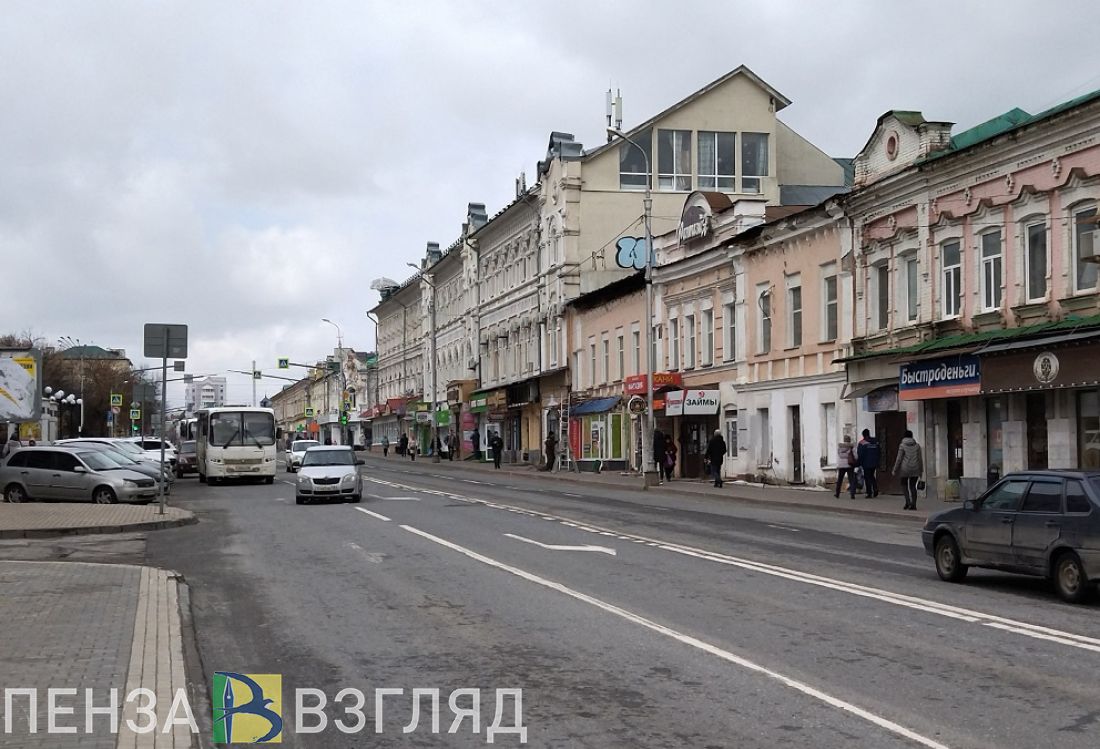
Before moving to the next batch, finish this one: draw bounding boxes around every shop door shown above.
[789,406,803,484]
[946,400,964,480]
[874,411,907,495]
[682,421,703,478]
[1026,393,1049,470]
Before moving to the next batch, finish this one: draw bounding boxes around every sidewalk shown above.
[371,452,952,522]
[0,503,196,539]
[0,561,195,748]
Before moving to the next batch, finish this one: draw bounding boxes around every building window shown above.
[942,240,962,318]
[757,290,772,354]
[589,343,596,388]
[669,318,680,370]
[821,403,837,465]
[724,409,738,455]
[1080,390,1100,470]
[616,335,625,381]
[702,309,714,365]
[823,275,838,341]
[875,264,890,331]
[652,325,660,371]
[632,330,640,374]
[904,256,919,322]
[741,132,769,193]
[981,229,1003,311]
[618,128,651,191]
[657,129,692,191]
[788,285,802,348]
[685,314,696,368]
[1074,205,1098,292]
[602,339,610,384]
[723,303,737,361]
[698,131,736,190]
[1025,221,1047,301]
[987,396,1007,473]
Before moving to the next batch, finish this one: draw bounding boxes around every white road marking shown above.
[403,525,951,749]
[562,492,584,498]
[503,533,617,556]
[355,507,392,522]
[380,496,421,501]
[274,497,287,503]
[363,474,1100,655]
[767,524,801,532]
[346,542,384,563]
[278,479,296,486]
[462,479,487,484]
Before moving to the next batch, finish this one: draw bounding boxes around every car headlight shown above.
[341,474,355,483]
[297,475,310,484]
[123,479,138,487]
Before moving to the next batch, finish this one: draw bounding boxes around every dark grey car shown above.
[922,471,1100,602]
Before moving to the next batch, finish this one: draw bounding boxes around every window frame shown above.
[787,283,803,348]
[616,334,625,382]
[903,255,919,322]
[875,263,890,331]
[979,229,1004,312]
[1023,219,1048,303]
[1073,203,1098,293]
[757,288,772,355]
[618,128,652,191]
[723,302,737,361]
[657,129,693,192]
[669,318,680,370]
[685,314,696,369]
[697,131,736,191]
[740,132,769,193]
[941,240,963,319]
[1019,479,1064,514]
[702,308,714,366]
[822,274,838,342]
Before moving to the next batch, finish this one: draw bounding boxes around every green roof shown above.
[842,314,1100,363]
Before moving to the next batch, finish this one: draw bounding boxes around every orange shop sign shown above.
[624,372,683,395]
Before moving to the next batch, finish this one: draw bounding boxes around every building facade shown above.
[185,376,227,412]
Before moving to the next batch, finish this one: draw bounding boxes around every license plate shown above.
[316,486,337,492]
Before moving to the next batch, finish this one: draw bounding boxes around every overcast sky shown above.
[4,0,1098,408]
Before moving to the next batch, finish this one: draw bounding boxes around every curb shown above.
[374,456,930,524]
[0,513,198,540]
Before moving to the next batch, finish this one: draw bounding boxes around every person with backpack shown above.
[892,429,925,510]
[835,435,858,499]
[662,436,677,482]
[856,428,882,498]
[489,431,504,469]
[705,429,727,488]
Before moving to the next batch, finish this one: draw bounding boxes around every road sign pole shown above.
[158,329,168,516]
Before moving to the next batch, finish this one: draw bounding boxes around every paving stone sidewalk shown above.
[0,503,195,539]
[372,452,953,521]
[0,561,195,748]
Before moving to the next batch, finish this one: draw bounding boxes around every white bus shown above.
[195,407,277,484]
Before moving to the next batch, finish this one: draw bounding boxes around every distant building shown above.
[185,376,227,412]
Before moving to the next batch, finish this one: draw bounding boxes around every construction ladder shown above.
[556,392,573,472]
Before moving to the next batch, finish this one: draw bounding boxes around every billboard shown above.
[0,348,42,423]
[899,355,981,400]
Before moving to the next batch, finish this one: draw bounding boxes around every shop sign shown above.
[627,396,647,414]
[624,372,684,395]
[678,203,711,242]
[682,389,721,415]
[1033,351,1059,384]
[434,408,451,427]
[415,411,431,424]
[865,386,899,413]
[665,390,685,416]
[899,355,980,400]
[980,343,1100,394]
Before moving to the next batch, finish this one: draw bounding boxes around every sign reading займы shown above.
[899,355,980,401]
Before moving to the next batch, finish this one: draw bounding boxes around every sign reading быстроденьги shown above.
[0,349,40,421]
[899,355,980,401]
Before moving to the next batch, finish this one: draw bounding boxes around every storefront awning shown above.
[571,396,621,416]
[977,329,1100,355]
[841,378,898,400]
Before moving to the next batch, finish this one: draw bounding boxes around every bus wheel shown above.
[198,473,206,484]
[264,476,274,485]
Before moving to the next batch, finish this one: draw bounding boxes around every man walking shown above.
[541,432,558,472]
[381,435,389,457]
[652,428,665,479]
[892,429,924,510]
[856,428,881,498]
[471,429,481,462]
[835,435,858,499]
[489,431,504,469]
[705,429,727,488]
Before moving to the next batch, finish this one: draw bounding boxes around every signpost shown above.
[110,393,123,407]
[143,323,188,516]
[278,358,289,370]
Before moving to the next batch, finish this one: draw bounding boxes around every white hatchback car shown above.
[120,437,178,467]
[295,446,362,504]
[286,439,320,473]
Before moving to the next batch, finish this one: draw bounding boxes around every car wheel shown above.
[295,495,305,505]
[175,469,183,479]
[1053,551,1091,603]
[93,486,118,504]
[934,534,968,583]
[264,476,275,485]
[4,484,28,503]
[198,473,206,484]
[350,494,361,503]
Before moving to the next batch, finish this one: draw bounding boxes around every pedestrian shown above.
[705,429,727,488]
[652,428,665,477]
[541,432,558,471]
[856,428,881,498]
[381,435,390,457]
[892,429,924,510]
[397,434,407,457]
[450,431,459,460]
[471,429,481,461]
[2,433,19,458]
[835,435,858,499]
[489,431,504,469]
[663,436,677,482]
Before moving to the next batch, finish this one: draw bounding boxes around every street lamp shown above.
[321,318,347,444]
[607,128,657,488]
[407,262,440,463]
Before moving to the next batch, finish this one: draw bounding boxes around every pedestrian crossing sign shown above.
[110,393,123,407]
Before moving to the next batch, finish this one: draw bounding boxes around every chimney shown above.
[468,202,488,231]
[425,241,442,266]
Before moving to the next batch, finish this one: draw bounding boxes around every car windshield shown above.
[77,451,117,471]
[292,441,320,452]
[211,412,276,447]
[180,441,197,455]
[112,441,144,456]
[301,450,355,467]
[102,448,138,465]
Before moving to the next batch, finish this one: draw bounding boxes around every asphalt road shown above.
[145,453,1100,748]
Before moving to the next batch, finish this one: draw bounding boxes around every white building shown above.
[185,376,227,412]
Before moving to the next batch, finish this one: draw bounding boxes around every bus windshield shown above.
[210,411,276,447]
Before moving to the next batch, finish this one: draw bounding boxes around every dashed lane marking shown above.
[355,507,392,522]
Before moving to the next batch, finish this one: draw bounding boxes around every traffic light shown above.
[340,410,348,425]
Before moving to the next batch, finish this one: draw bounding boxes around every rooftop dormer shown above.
[852,111,954,187]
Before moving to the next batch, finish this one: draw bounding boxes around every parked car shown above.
[56,439,173,492]
[295,446,363,504]
[286,439,320,473]
[120,437,178,467]
[176,440,197,478]
[923,471,1100,602]
[0,446,158,504]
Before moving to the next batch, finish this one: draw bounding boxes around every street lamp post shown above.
[406,263,440,463]
[321,318,348,444]
[607,128,657,488]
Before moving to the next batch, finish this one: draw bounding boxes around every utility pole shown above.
[407,263,440,463]
[252,359,257,407]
